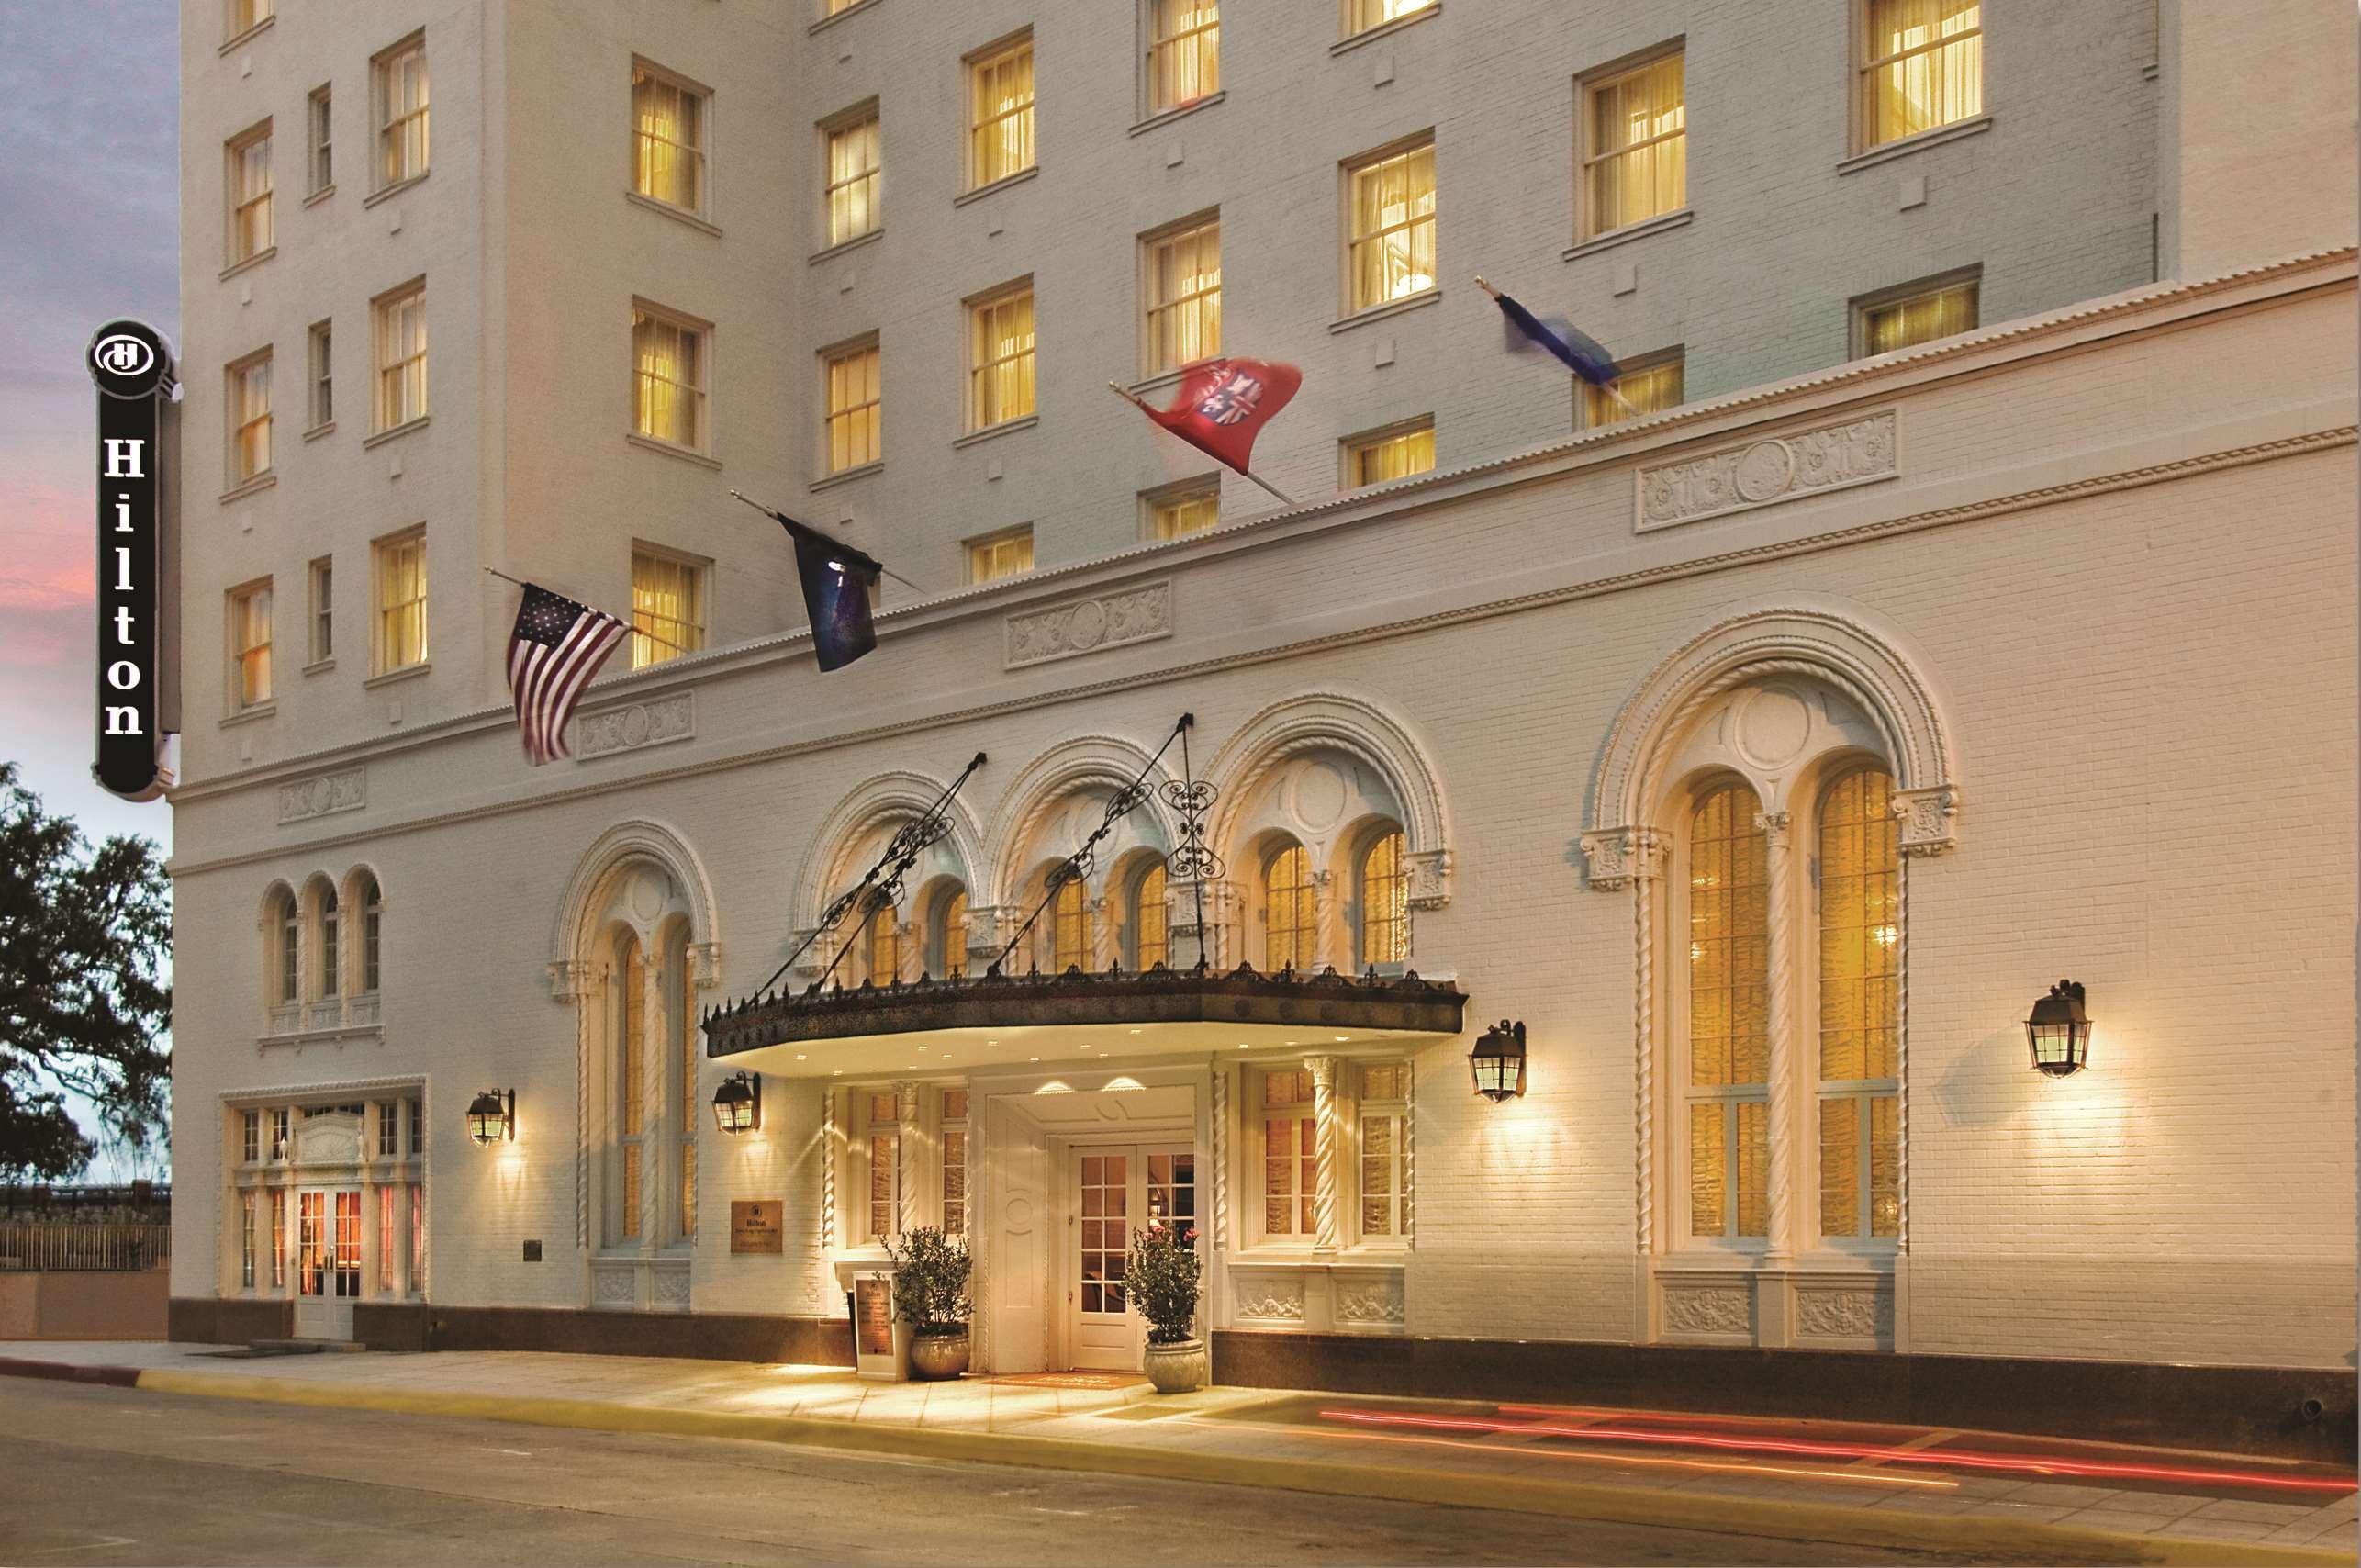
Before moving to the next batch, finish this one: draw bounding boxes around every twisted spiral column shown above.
[1757,811,1797,1267]
[1895,852,1910,1253]
[1210,1067,1230,1251]
[819,1088,837,1253]
[1308,1056,1340,1253]
[1633,858,1654,1255]
[1403,1058,1416,1247]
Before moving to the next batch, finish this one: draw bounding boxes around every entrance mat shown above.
[981,1372,1147,1390]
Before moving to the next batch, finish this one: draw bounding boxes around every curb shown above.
[99,1364,2349,1568]
[0,1355,141,1389]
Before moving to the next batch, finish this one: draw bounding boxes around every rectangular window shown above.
[307,556,333,664]
[377,1102,398,1159]
[1346,0,1432,37]
[965,525,1035,585]
[241,1193,257,1288]
[1860,0,1982,151]
[1360,1062,1410,1239]
[1147,0,1219,115]
[823,109,880,246]
[1582,50,1685,238]
[228,0,271,39]
[966,283,1035,431]
[226,121,273,265]
[271,1190,286,1287]
[271,1108,290,1160]
[1259,1070,1317,1239]
[823,340,882,473]
[1855,273,1978,356]
[967,36,1035,190]
[632,304,709,451]
[378,1185,397,1291]
[631,62,708,214]
[374,34,430,189]
[1146,476,1219,541]
[942,1090,968,1237]
[1345,420,1435,487]
[1582,350,1684,428]
[229,579,273,710]
[372,283,428,431]
[1145,217,1221,374]
[408,1184,423,1293]
[629,545,708,668]
[307,85,332,195]
[372,528,427,674]
[241,1110,260,1164]
[228,353,273,483]
[1347,139,1437,313]
[306,319,332,431]
[865,1090,900,1244]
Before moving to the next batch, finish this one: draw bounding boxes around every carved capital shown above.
[1404,848,1452,910]
[686,942,722,989]
[1753,809,1794,847]
[548,958,590,1002]
[1581,825,1670,890]
[1893,784,1960,857]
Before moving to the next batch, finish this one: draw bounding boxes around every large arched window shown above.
[1132,863,1168,970]
[1358,827,1406,967]
[1263,842,1316,971]
[273,890,299,1006]
[1047,877,1092,971]
[1817,767,1900,1240]
[610,932,648,1246]
[867,903,900,986]
[1686,781,1769,1240]
[317,882,341,999]
[932,885,969,978]
[357,873,382,995]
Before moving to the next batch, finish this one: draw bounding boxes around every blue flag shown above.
[1487,285,1618,386]
[773,511,881,672]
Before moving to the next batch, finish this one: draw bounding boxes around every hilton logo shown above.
[87,318,179,802]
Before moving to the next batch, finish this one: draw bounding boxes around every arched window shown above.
[318,883,341,998]
[273,890,299,1005]
[677,940,697,1239]
[934,886,969,979]
[1359,828,1406,967]
[1818,767,1900,1240]
[1048,877,1092,971]
[1686,781,1768,1240]
[1133,863,1168,969]
[357,873,382,994]
[867,903,900,985]
[1263,843,1316,971]
[612,933,646,1245]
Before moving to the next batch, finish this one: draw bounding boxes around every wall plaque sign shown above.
[854,1273,895,1355]
[729,1199,784,1254]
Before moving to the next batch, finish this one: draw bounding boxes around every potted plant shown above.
[888,1226,973,1380]
[1127,1222,1207,1394]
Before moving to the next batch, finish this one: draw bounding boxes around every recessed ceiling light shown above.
[1236,1043,1249,1050]
[1029,1056,1040,1062]
[795,1054,807,1061]
[1335,1036,1348,1042]
[1129,1028,1142,1035]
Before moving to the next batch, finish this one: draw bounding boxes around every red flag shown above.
[1144,358,1302,476]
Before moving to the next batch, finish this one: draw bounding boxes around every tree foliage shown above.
[0,764,173,1180]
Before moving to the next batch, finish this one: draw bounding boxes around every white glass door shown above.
[294,1186,361,1339]
[1069,1145,1196,1371]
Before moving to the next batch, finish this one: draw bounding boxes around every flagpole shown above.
[1106,382,1298,510]
[479,565,692,656]
[727,489,924,595]
[1477,275,1646,420]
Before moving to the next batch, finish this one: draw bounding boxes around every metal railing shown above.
[0,1223,173,1272]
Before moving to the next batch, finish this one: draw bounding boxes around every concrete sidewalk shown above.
[3,1339,2352,1566]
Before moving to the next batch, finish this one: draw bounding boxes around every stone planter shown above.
[908,1330,970,1381]
[1143,1338,1207,1394]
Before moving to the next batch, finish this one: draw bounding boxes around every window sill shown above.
[220,702,277,729]
[625,430,722,469]
[363,416,430,450]
[954,164,1040,208]
[302,420,336,443]
[1230,1249,1407,1270]
[364,662,429,690]
[624,189,722,238]
[1836,114,1993,175]
[302,657,335,677]
[1328,288,1441,334]
[808,0,883,34]
[302,184,335,208]
[1129,91,1225,138]
[811,459,884,492]
[219,247,277,283]
[810,227,884,265]
[219,472,277,505]
[1562,207,1693,263]
[952,413,1038,450]
[218,14,275,54]
[363,172,430,209]
[258,1022,383,1048]
[1330,5,1438,56]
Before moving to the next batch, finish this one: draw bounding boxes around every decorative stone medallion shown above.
[1637,411,1897,532]
[1005,581,1172,668]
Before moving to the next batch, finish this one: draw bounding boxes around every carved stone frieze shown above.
[1231,1273,1306,1321]
[277,767,365,824]
[1796,1286,1892,1342]
[1637,411,1897,531]
[1005,581,1172,669]
[573,693,694,761]
[1661,1283,1751,1337]
[1333,1275,1406,1326]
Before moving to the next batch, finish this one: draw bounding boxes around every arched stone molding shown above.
[549,819,723,999]
[1583,599,1961,888]
[979,734,1183,912]
[789,771,990,943]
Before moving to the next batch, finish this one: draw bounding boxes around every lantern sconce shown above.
[1470,1019,1528,1101]
[2025,980,2091,1077]
[711,1070,763,1135]
[465,1088,515,1146]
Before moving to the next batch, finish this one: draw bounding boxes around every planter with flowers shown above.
[1127,1222,1206,1394]
[888,1226,973,1380]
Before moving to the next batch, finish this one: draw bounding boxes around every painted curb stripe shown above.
[106,1367,2353,1568]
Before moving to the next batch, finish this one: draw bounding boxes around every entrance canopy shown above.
[703,964,1467,1079]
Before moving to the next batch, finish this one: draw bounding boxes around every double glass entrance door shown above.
[295,1187,361,1339]
[1070,1146,1195,1371]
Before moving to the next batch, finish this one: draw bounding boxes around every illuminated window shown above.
[1346,139,1436,311]
[1044,877,1093,972]
[1582,351,1684,429]
[226,121,273,265]
[307,86,331,196]
[307,556,332,664]
[867,902,901,985]
[1146,477,1219,541]
[825,0,862,13]
[271,1108,290,1160]
[1145,217,1221,374]
[1345,0,1433,39]
[632,304,708,450]
[631,62,707,214]
[1263,843,1316,971]
[1259,1069,1316,1238]
[1856,274,1978,357]
[371,529,427,674]
[227,0,271,39]
[271,1190,286,1287]
[378,1184,397,1291]
[1360,828,1406,966]
[229,579,273,710]
[1582,50,1684,239]
[1147,0,1219,115]
[306,320,332,431]
[1860,0,1981,151]
[408,1184,423,1293]
[966,282,1035,431]
[966,524,1034,585]
[1345,420,1435,487]
[1133,863,1168,969]
[372,282,428,432]
[630,546,707,668]
[967,36,1035,191]
[1818,768,1901,1240]
[823,340,882,473]
[931,884,970,978]
[241,1193,256,1288]
[1686,781,1769,1240]
[228,353,273,483]
[374,34,430,189]
[612,933,646,1245]
[823,109,880,246]
[866,1090,899,1243]
[1359,1062,1410,1238]
[942,1089,969,1235]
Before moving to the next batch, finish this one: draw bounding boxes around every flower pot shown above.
[908,1330,970,1381]
[1142,1338,1207,1394]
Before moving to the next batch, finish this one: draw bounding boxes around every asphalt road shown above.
[0,1379,2108,1567]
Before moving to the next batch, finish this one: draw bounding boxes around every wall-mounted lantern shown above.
[711,1070,763,1134]
[466,1088,515,1146]
[2025,980,2091,1077]
[1469,1019,1528,1101]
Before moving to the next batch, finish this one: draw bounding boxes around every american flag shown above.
[506,583,630,766]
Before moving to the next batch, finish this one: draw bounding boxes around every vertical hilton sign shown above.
[88,319,179,801]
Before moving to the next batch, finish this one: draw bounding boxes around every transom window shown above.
[1583,351,1684,428]
[1147,0,1219,116]
[1146,218,1221,374]
[824,341,882,472]
[375,35,430,189]
[1818,768,1901,1239]
[1345,420,1435,487]
[372,283,428,432]
[966,525,1035,585]
[1860,0,1982,150]
[229,579,273,711]
[630,546,708,668]
[229,353,273,483]
[823,111,880,246]
[1686,781,1769,1240]
[967,284,1035,431]
[968,37,1035,191]
[1347,139,1436,312]
[227,122,273,264]
[1263,843,1316,971]
[632,63,707,214]
[1259,1070,1316,1238]
[372,528,427,674]
[1857,275,1978,357]
[632,305,709,450]
[1360,829,1406,967]
[1582,50,1684,238]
